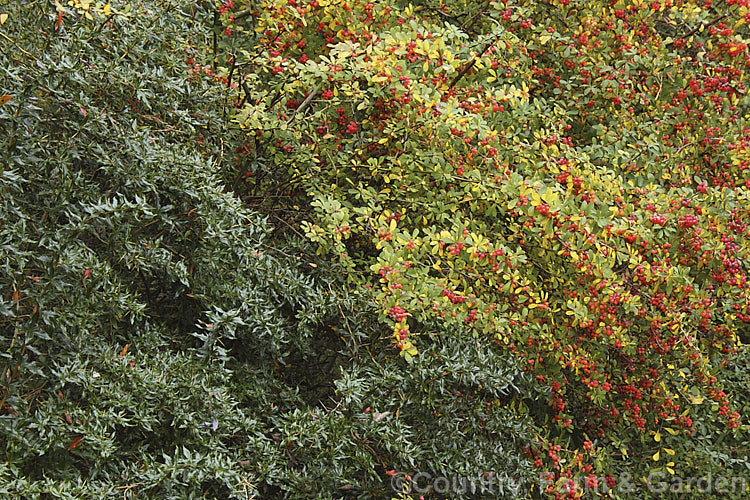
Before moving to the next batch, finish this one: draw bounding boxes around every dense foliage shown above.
[1,0,749,498]
[0,1,543,498]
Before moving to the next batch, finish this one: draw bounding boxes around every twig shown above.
[94,13,116,33]
[212,10,219,70]
[271,214,307,241]
[448,36,500,90]
[461,4,489,33]
[231,8,255,21]
[0,32,38,61]
[665,13,729,47]
[286,85,321,123]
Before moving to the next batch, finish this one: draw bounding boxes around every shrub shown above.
[0,1,542,498]
[228,0,750,497]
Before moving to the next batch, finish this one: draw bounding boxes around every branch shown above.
[665,13,729,47]
[448,36,500,90]
[287,85,321,123]
[232,8,255,21]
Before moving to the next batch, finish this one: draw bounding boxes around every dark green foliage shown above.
[0,1,543,498]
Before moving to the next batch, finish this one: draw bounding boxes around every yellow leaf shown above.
[0,13,8,25]
[654,431,661,442]
[664,448,675,456]
[666,467,675,475]
[652,450,660,461]
[530,191,542,207]
[541,189,558,204]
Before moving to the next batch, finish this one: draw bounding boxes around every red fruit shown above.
[536,203,550,216]
[649,213,667,225]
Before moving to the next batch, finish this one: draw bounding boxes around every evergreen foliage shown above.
[1,1,543,498]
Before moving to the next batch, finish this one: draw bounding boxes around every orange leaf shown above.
[0,95,11,106]
[67,436,83,451]
[120,343,130,356]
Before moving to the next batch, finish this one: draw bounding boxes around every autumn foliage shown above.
[2,0,750,498]
[229,0,750,496]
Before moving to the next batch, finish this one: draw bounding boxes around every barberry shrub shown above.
[228,0,750,497]
[0,1,543,498]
